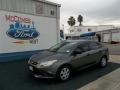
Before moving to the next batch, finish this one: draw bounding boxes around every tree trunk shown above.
[79,22,82,26]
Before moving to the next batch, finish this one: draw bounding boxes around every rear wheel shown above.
[57,66,71,81]
[99,56,108,68]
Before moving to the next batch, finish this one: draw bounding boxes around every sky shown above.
[48,0,120,31]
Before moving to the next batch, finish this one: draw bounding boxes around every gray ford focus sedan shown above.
[28,40,109,81]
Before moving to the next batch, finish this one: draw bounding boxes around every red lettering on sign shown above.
[5,15,11,21]
[5,15,32,24]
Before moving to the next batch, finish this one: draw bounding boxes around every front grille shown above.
[32,67,51,77]
[33,67,40,75]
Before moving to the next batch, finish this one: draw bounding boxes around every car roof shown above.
[65,40,97,43]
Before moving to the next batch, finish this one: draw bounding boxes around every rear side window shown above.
[89,42,102,50]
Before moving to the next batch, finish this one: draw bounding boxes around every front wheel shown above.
[57,66,71,81]
[99,57,108,68]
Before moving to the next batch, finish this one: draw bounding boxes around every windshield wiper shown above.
[49,50,57,52]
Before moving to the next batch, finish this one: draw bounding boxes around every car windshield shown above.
[49,41,77,53]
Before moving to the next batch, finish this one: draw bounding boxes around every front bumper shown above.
[28,65,56,79]
[34,74,55,79]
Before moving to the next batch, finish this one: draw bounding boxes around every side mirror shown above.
[73,49,83,55]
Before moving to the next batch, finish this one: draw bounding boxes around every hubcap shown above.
[60,68,70,80]
[101,58,107,67]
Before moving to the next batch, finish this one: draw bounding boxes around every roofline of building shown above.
[74,25,115,27]
[32,0,61,7]
[96,28,120,32]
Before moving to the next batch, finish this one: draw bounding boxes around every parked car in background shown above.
[28,40,109,81]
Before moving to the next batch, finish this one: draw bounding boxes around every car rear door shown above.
[88,42,103,63]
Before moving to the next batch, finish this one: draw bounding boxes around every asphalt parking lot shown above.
[78,55,120,90]
[0,55,120,90]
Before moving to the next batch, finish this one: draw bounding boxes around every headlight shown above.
[36,60,57,68]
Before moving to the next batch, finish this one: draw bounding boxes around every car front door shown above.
[71,43,91,69]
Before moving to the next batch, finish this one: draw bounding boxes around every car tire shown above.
[99,56,108,68]
[57,65,71,81]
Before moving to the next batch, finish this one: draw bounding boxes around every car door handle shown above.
[99,50,102,52]
[87,54,90,56]
[87,53,93,56]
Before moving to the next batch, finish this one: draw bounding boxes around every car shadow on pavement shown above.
[0,61,120,90]
[27,62,120,90]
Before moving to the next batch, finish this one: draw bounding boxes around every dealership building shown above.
[65,25,120,43]
[0,0,60,62]
[96,28,120,43]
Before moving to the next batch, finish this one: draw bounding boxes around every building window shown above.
[70,30,74,33]
[36,2,44,15]
[88,28,92,31]
[78,29,82,32]
[50,10,55,15]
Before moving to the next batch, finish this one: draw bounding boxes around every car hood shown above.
[30,50,69,63]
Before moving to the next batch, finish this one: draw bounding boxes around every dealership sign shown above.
[6,15,40,40]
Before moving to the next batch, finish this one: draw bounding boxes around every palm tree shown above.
[78,15,83,26]
[67,16,76,27]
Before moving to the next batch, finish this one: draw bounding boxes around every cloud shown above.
[48,0,120,28]
[87,0,120,19]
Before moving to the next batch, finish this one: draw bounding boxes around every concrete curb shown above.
[77,68,120,90]
[110,55,120,61]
